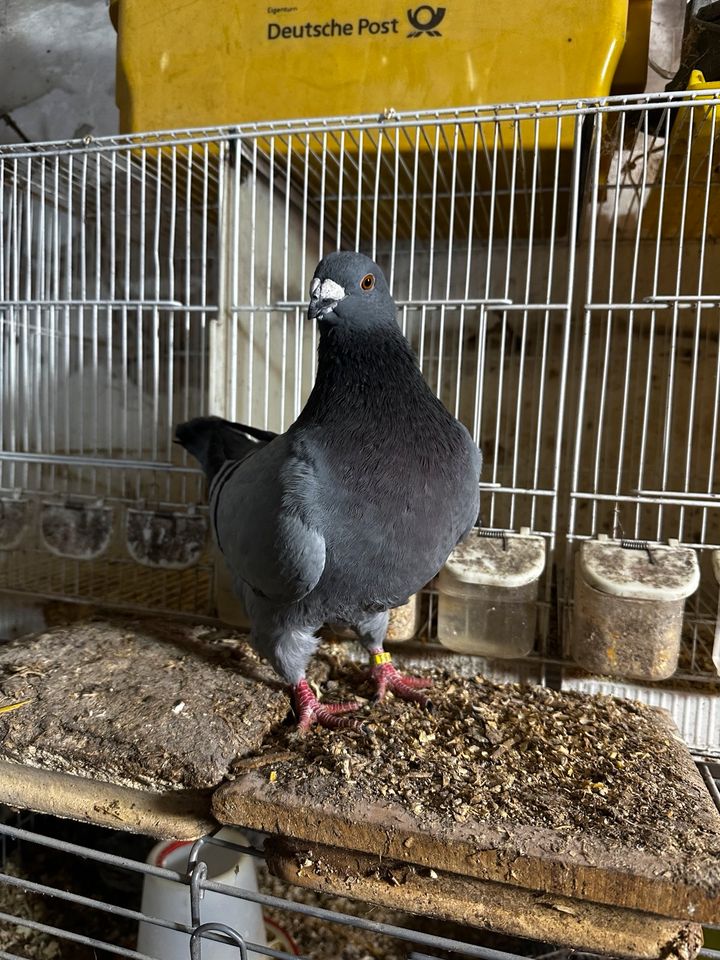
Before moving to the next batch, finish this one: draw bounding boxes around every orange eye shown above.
[360,273,375,291]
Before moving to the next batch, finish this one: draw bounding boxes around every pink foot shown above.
[370,653,432,707]
[292,678,364,733]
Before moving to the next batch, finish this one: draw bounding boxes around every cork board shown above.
[0,618,326,838]
[265,837,703,960]
[213,673,720,923]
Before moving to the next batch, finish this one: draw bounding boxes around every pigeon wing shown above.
[210,436,326,604]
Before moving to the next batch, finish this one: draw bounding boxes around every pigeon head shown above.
[308,252,396,329]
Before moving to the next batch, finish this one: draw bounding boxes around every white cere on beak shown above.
[310,277,321,297]
[319,278,346,302]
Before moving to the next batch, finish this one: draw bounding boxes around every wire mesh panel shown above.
[570,101,720,549]
[567,95,720,682]
[0,139,220,614]
[1,92,720,693]
[214,109,581,550]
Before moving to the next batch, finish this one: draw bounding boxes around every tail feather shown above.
[175,416,276,484]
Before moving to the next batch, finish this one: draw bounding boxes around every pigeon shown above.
[176,251,481,731]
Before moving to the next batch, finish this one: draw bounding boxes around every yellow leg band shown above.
[372,651,392,666]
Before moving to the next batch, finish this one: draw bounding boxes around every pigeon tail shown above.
[174,416,276,484]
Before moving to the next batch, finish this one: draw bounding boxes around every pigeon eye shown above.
[360,273,375,291]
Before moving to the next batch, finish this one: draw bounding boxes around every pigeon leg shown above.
[351,611,432,707]
[291,678,364,733]
[368,651,433,706]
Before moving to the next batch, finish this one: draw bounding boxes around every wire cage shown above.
[0,138,219,614]
[2,90,720,957]
[2,90,720,748]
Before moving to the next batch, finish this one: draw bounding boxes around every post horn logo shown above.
[406,5,446,37]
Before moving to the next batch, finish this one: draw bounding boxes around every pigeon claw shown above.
[370,659,432,707]
[292,679,364,734]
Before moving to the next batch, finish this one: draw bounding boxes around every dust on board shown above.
[234,660,720,868]
[0,619,325,792]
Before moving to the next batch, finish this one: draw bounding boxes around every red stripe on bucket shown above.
[154,839,192,869]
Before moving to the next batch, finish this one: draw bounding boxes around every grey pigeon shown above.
[176,251,481,731]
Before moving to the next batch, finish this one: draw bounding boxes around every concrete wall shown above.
[0,0,117,145]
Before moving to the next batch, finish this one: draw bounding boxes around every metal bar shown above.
[644,294,720,305]
[263,136,275,430]
[590,118,616,532]
[530,112,563,534]
[3,87,720,154]
[658,97,696,542]
[200,877,509,959]
[562,110,589,539]
[209,141,232,419]
[245,136,258,422]
[564,532,720,551]
[0,298,204,308]
[634,109,672,539]
[453,121,479,420]
[570,490,720,508]
[0,821,184,879]
[0,909,157,960]
[0,869,188,934]
[638,489,720,501]
[0,451,199,472]
[410,949,522,960]
[476,484,555,496]
[611,113,646,540]
[509,112,539,531]
[270,297,513,310]
[700,763,720,815]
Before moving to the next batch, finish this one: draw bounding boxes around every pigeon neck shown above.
[297,323,428,426]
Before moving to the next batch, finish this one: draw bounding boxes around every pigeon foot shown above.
[292,678,364,733]
[369,652,432,707]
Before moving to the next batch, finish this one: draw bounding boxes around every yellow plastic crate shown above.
[112,0,631,135]
[611,0,651,95]
[110,1,647,241]
[642,71,720,240]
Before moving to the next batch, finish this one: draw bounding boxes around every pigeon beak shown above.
[308,277,322,320]
[308,295,322,321]
[308,297,336,321]
[308,277,346,321]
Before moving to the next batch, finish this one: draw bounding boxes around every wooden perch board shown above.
[0,760,215,839]
[213,674,720,923]
[265,837,703,960]
[0,618,327,838]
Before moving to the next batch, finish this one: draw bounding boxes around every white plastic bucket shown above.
[136,828,267,959]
